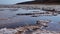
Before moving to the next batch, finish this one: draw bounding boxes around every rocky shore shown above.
[0,28,60,34]
[0,20,59,34]
[0,5,60,34]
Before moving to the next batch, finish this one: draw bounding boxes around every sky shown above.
[0,0,34,4]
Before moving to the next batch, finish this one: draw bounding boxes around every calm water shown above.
[0,8,60,32]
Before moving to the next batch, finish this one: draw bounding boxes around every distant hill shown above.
[16,0,60,4]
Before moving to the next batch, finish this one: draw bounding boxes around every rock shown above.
[16,13,33,15]
[36,20,51,28]
[0,28,60,34]
[0,28,17,34]
[32,29,60,34]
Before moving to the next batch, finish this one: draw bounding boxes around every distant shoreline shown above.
[0,4,60,11]
[0,4,60,8]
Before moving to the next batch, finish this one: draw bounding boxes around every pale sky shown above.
[0,0,34,4]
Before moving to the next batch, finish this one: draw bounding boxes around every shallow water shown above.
[0,8,60,32]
